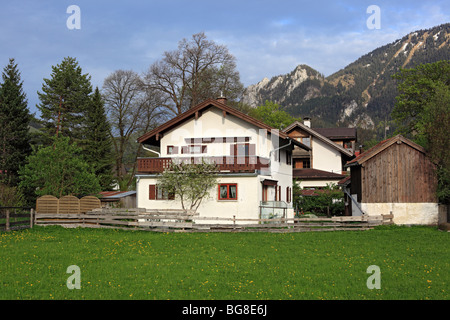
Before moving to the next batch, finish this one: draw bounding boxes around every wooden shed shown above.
[344,135,439,225]
[99,191,136,208]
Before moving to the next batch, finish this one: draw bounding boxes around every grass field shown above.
[0,225,448,300]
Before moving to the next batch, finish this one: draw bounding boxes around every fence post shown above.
[5,209,10,231]
[30,208,34,228]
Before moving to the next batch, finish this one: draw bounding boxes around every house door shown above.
[262,185,268,202]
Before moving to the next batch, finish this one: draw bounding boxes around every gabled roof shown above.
[293,168,346,180]
[283,121,354,158]
[312,127,357,140]
[346,134,426,167]
[137,99,310,150]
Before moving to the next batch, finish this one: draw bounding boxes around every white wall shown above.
[361,202,439,225]
[160,108,274,159]
[137,175,267,224]
[296,179,342,189]
[311,138,342,173]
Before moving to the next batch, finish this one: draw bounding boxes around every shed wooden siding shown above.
[358,142,437,203]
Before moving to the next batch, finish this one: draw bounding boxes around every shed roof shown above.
[100,191,137,199]
[346,134,426,167]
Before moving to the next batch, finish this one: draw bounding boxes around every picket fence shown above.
[34,208,394,233]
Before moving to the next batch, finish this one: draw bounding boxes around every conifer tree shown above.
[82,87,114,190]
[37,56,92,143]
[0,58,31,185]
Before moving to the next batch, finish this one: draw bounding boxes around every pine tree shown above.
[81,87,114,190]
[37,56,92,143]
[0,58,31,185]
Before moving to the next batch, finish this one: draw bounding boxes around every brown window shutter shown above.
[202,145,207,153]
[230,144,236,156]
[149,185,156,200]
[248,144,256,156]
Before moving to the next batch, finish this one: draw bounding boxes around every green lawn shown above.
[0,225,448,300]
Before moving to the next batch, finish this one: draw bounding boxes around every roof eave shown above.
[138,99,289,145]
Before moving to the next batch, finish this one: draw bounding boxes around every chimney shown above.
[216,92,227,105]
[303,117,311,128]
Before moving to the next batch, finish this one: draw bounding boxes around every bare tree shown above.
[102,69,165,189]
[143,32,244,116]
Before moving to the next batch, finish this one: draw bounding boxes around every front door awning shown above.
[262,179,278,186]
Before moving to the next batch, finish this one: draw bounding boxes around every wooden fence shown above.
[0,207,34,231]
[36,195,101,215]
[34,208,394,233]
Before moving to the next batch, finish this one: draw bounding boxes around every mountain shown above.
[242,23,450,131]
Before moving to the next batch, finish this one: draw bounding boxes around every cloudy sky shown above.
[0,0,448,116]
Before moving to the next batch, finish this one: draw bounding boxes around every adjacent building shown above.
[344,134,439,225]
[282,119,355,189]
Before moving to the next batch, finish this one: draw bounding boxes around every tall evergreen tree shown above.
[37,56,92,143]
[0,58,31,185]
[82,87,114,190]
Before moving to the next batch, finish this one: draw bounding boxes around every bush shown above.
[294,183,345,217]
[19,136,100,200]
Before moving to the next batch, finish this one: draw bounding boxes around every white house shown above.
[135,98,308,224]
[282,120,355,189]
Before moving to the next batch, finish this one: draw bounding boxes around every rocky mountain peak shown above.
[242,23,450,131]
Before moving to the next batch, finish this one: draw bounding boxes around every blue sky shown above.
[0,0,448,116]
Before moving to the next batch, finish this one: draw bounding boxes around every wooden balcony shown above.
[137,156,270,174]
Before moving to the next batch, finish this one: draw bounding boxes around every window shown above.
[302,159,311,168]
[286,186,291,203]
[157,186,175,200]
[167,145,178,155]
[231,143,255,156]
[294,159,311,169]
[296,137,310,147]
[218,183,237,200]
[149,184,174,200]
[182,145,207,154]
[302,137,310,147]
[236,144,249,156]
[275,185,281,201]
[286,150,292,165]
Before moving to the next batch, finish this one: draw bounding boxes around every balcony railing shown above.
[137,156,270,174]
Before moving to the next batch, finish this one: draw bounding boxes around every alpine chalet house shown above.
[282,119,355,189]
[136,98,309,224]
